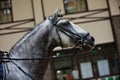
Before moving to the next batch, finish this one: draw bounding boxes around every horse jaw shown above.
[54,31,75,47]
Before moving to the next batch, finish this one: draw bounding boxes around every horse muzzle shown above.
[82,36,95,50]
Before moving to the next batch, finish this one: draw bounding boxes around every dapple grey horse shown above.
[2,10,95,80]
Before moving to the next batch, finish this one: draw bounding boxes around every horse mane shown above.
[10,22,42,50]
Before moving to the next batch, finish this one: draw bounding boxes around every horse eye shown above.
[63,22,69,26]
[64,23,68,26]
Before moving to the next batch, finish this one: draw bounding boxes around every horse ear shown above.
[53,8,61,17]
[50,8,63,25]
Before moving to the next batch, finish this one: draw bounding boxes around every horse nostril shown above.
[91,37,95,42]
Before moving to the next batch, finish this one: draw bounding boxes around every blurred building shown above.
[0,0,120,80]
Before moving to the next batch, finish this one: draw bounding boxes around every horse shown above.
[0,10,95,80]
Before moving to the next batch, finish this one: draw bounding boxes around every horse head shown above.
[48,9,95,51]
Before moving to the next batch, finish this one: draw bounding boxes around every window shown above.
[64,0,87,14]
[0,0,12,24]
[80,62,93,79]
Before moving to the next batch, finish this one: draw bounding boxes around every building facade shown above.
[0,0,120,80]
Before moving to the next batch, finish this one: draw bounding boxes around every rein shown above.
[0,17,89,80]
[0,19,85,61]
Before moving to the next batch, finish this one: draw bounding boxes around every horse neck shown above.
[9,20,56,79]
[10,20,55,58]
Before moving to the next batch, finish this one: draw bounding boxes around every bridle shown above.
[53,18,90,52]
